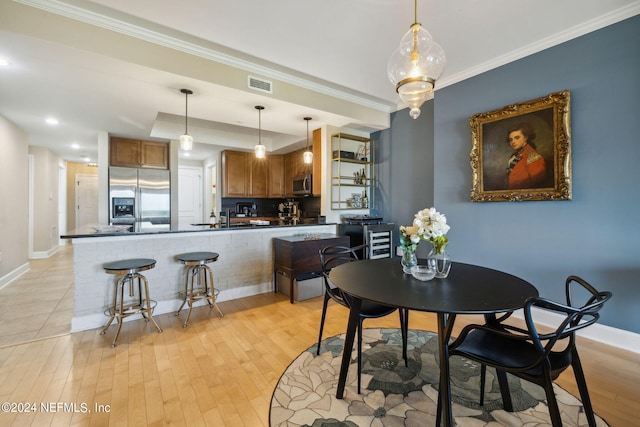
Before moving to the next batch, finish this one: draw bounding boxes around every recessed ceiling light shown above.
[71,143,80,149]
[45,117,59,125]
[0,58,10,67]
[183,152,191,157]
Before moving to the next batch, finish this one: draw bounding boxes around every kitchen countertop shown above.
[61,220,333,239]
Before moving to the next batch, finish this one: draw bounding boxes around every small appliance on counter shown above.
[235,202,256,217]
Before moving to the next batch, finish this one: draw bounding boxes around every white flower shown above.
[413,208,450,239]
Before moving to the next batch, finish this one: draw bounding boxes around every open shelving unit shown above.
[330,133,374,210]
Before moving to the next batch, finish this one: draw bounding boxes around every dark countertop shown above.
[61,220,335,239]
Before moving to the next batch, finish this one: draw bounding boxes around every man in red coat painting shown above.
[505,123,546,189]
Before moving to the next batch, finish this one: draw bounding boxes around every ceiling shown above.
[1,0,638,163]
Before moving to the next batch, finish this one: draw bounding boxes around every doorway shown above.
[179,166,203,226]
[75,174,99,230]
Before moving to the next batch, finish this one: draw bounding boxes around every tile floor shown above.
[0,244,73,348]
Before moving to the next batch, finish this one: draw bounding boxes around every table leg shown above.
[436,312,457,427]
[336,297,362,399]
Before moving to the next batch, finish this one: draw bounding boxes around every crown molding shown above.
[436,2,640,90]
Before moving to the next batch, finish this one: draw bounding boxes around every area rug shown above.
[270,328,608,427]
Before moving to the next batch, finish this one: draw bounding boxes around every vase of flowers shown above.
[399,225,420,273]
[414,208,451,278]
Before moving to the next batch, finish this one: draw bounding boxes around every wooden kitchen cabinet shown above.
[110,137,168,169]
[284,148,313,196]
[269,154,286,197]
[222,150,250,197]
[312,128,322,196]
[221,150,282,198]
[250,156,269,197]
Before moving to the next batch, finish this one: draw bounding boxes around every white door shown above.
[179,166,203,226]
[76,174,99,229]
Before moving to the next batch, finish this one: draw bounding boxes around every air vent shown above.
[248,76,273,94]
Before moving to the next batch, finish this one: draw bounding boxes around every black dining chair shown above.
[439,275,611,427]
[317,244,409,393]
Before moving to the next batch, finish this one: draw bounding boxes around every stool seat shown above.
[101,258,162,346]
[177,252,219,265]
[176,252,223,326]
[104,258,156,274]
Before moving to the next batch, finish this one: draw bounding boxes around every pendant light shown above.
[387,0,446,119]
[179,88,194,151]
[254,106,266,159]
[303,117,313,164]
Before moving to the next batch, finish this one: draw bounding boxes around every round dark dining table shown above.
[328,258,538,427]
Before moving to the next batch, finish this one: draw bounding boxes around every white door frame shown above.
[28,154,34,258]
[58,163,67,243]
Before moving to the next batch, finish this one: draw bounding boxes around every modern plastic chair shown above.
[317,244,409,393]
[440,275,611,427]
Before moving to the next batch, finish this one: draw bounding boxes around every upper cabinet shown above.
[110,137,168,169]
[222,129,322,199]
[312,128,321,196]
[222,150,250,197]
[269,155,286,198]
[221,150,284,198]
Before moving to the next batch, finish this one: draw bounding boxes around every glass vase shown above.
[401,249,418,274]
[427,248,451,278]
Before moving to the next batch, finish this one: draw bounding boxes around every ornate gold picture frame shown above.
[469,90,572,202]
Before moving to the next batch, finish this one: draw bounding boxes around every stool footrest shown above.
[104,300,157,318]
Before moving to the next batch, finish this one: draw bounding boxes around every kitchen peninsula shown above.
[63,222,337,332]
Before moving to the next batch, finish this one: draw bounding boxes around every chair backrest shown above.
[522,275,612,358]
[318,244,366,307]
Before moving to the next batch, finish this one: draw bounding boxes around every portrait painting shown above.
[469,90,572,202]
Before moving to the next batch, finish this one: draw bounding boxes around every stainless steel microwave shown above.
[292,174,312,195]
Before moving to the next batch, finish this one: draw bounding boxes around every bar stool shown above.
[176,252,224,327]
[101,258,163,347]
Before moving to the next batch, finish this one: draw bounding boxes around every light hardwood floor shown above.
[0,246,637,426]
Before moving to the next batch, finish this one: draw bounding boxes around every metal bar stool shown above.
[176,252,224,327]
[101,258,163,347]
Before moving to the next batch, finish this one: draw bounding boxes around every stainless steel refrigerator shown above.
[109,167,171,232]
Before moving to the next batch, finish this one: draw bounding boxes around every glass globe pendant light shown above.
[254,106,266,159]
[179,88,194,150]
[387,0,445,119]
[303,117,313,164]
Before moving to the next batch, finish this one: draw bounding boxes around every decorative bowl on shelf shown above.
[411,265,436,281]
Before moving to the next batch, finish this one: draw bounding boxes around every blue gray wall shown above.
[375,15,640,334]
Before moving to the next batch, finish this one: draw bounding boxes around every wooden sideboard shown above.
[273,234,349,304]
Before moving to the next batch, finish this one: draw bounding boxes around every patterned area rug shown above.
[270,329,608,427]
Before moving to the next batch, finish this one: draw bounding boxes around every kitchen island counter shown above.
[65,224,338,332]
[62,220,332,239]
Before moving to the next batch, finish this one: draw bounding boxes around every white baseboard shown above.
[513,307,640,354]
[31,245,60,259]
[0,262,30,290]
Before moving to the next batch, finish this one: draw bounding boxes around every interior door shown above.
[76,173,99,230]
[178,166,203,226]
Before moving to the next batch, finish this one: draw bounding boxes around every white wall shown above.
[0,115,29,286]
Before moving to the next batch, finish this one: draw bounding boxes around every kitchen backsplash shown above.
[221,197,320,217]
